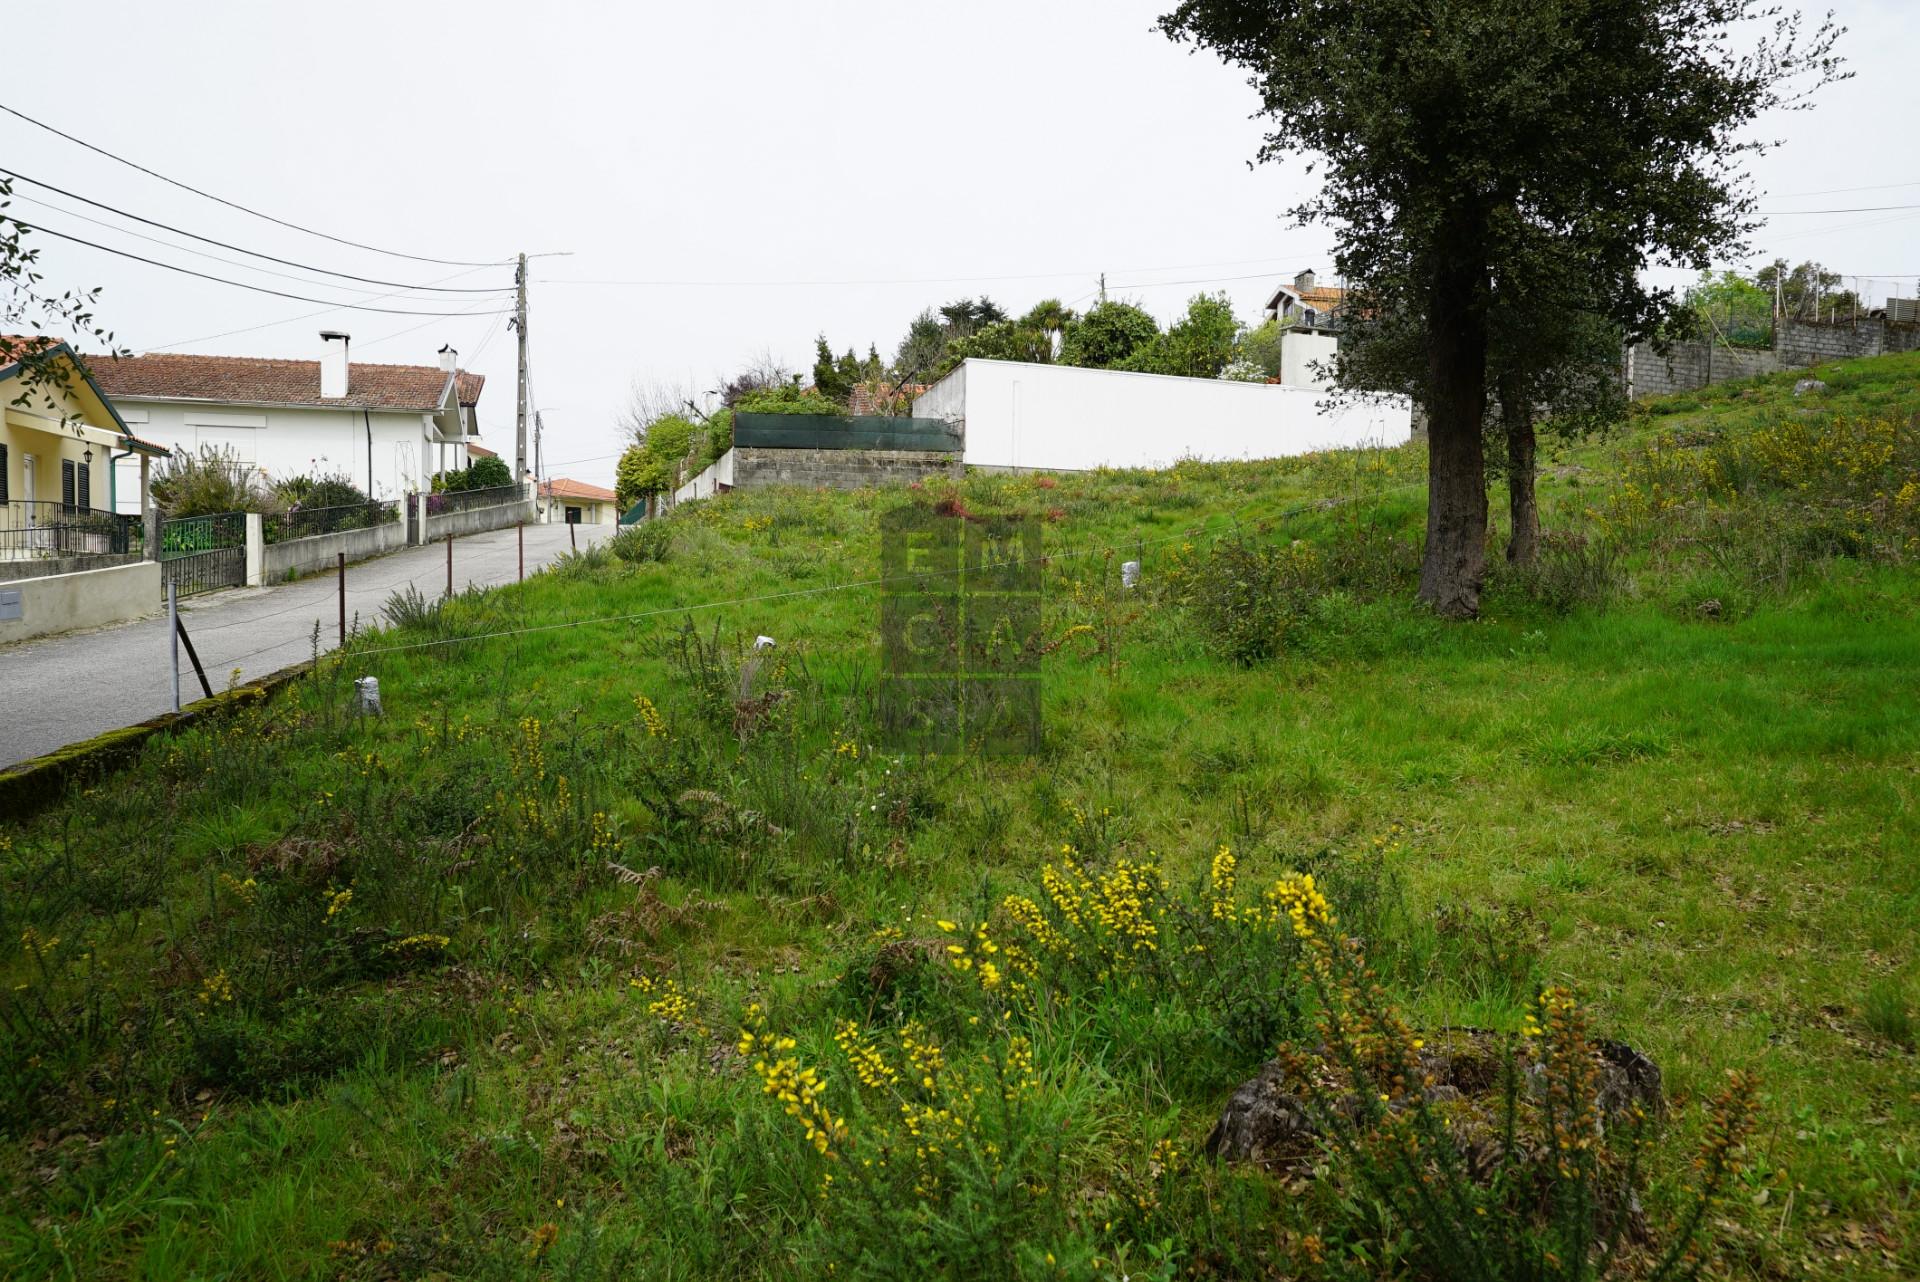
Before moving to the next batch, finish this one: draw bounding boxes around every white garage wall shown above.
[912,359,1411,472]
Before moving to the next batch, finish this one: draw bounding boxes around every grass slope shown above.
[2,352,1917,1279]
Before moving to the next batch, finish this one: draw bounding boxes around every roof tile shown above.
[88,352,484,411]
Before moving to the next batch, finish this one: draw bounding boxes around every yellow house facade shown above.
[2,339,167,560]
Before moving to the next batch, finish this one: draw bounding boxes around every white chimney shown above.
[438,344,458,373]
[320,331,351,398]
[1294,268,1317,291]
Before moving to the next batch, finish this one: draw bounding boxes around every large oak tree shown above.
[1158,0,1844,616]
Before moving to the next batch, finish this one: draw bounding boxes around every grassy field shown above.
[2,352,1917,1280]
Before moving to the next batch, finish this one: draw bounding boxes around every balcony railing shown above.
[0,500,142,560]
[263,499,402,544]
[425,483,524,516]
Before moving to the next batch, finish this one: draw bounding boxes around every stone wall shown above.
[730,447,962,492]
[1627,315,1920,398]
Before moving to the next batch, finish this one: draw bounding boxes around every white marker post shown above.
[168,581,181,713]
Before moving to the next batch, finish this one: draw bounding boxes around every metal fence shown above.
[159,511,247,597]
[0,500,141,561]
[425,483,523,516]
[263,499,401,544]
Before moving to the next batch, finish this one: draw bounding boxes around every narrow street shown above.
[0,522,608,769]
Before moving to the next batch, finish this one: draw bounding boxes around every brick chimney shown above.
[1294,268,1317,291]
[320,331,351,398]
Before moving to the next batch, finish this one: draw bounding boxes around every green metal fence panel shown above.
[732,414,961,453]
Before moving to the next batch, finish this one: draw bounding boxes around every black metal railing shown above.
[263,499,401,544]
[0,500,141,560]
[159,511,247,597]
[425,483,523,516]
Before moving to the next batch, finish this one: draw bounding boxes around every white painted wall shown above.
[0,560,161,645]
[672,448,735,505]
[110,401,468,512]
[1279,330,1341,390]
[911,359,1411,472]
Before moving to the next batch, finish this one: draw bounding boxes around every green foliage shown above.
[609,520,674,564]
[469,454,512,489]
[733,384,842,415]
[1059,300,1160,369]
[275,472,368,509]
[617,413,700,502]
[152,444,274,517]
[1237,317,1284,378]
[1,175,129,417]
[1124,292,1242,378]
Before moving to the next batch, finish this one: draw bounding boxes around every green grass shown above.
[2,351,1918,1279]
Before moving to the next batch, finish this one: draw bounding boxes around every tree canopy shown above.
[1160,0,1845,617]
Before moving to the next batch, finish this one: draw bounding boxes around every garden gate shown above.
[159,511,247,598]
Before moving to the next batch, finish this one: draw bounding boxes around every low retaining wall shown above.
[423,497,536,542]
[0,553,142,583]
[731,446,962,491]
[0,560,161,645]
[263,520,407,584]
[0,658,311,820]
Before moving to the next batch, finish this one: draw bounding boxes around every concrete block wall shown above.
[730,447,963,492]
[0,553,142,584]
[0,560,161,646]
[1628,315,1920,398]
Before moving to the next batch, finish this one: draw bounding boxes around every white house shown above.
[90,333,483,510]
[910,359,1411,473]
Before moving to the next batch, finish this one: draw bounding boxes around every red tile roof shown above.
[542,477,617,503]
[88,352,484,411]
[467,442,497,458]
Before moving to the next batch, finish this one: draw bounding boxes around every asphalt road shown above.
[0,522,608,770]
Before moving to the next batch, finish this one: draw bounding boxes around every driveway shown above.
[0,522,609,770]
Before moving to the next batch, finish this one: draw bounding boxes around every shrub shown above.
[609,521,674,564]
[151,445,276,517]
[1166,530,1325,665]
[468,454,513,489]
[1268,875,1760,1282]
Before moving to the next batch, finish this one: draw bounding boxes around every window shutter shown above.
[62,459,76,512]
[77,461,91,513]
[0,444,9,506]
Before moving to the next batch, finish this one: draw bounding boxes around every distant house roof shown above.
[542,477,617,503]
[89,352,485,412]
[1264,283,1348,316]
[467,441,496,458]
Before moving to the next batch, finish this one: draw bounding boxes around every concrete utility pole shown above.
[514,252,530,483]
[1098,272,1107,304]
[533,409,546,520]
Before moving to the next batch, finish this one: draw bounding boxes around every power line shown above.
[144,263,506,350]
[15,218,515,317]
[1758,203,1920,215]
[535,254,1323,290]
[0,168,512,294]
[1766,178,1920,199]
[0,100,508,268]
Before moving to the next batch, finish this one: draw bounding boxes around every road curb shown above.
[0,658,315,822]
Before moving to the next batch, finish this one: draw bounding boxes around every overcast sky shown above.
[8,0,1917,488]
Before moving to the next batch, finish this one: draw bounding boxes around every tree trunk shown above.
[1502,379,1539,566]
[1417,267,1490,619]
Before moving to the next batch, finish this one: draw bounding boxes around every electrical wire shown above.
[144,262,505,350]
[535,254,1325,290]
[0,100,509,268]
[1758,203,1920,215]
[0,168,511,293]
[15,218,515,317]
